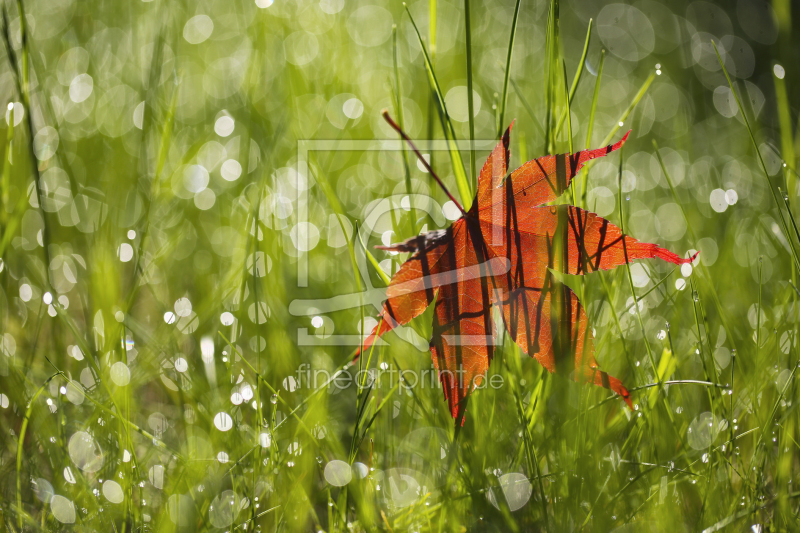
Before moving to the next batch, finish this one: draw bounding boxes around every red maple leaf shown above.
[359,117,697,421]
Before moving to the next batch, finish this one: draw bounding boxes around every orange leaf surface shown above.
[359,125,697,421]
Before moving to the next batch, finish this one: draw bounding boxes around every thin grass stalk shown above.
[688,278,717,409]
[600,70,655,147]
[252,188,265,523]
[773,66,795,205]
[511,383,549,530]
[578,50,604,207]
[585,50,604,150]
[53,368,181,457]
[780,183,800,256]
[497,0,522,138]
[463,0,476,188]
[404,4,471,207]
[1,104,12,213]
[713,42,800,273]
[16,373,59,529]
[755,257,763,424]
[4,1,55,285]
[307,157,365,294]
[652,139,740,360]
[357,230,390,286]
[543,0,559,153]
[554,19,592,137]
[126,80,180,312]
[510,79,546,139]
[616,144,659,391]
[392,25,417,236]
[218,337,317,441]
[562,60,575,206]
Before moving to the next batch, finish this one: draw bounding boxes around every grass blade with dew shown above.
[573,67,655,212]
[403,3,472,208]
[652,139,740,359]
[713,41,800,273]
[601,70,655,146]
[16,373,59,529]
[617,141,661,399]
[3,0,55,275]
[773,64,795,205]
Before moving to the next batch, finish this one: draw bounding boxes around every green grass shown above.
[1,0,800,531]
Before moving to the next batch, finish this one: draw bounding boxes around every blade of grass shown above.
[780,183,800,253]
[1,102,13,212]
[357,229,391,286]
[2,1,55,281]
[510,79,546,140]
[601,70,655,147]
[712,41,800,273]
[392,25,418,236]
[561,60,574,155]
[497,0,522,139]
[617,143,660,389]
[585,50,604,149]
[543,0,559,153]
[16,373,59,530]
[307,156,363,294]
[510,376,549,529]
[463,0,476,189]
[403,3,471,208]
[562,60,574,207]
[754,259,763,424]
[579,49,604,208]
[652,139,739,359]
[773,64,795,206]
[554,19,592,138]
[126,79,180,311]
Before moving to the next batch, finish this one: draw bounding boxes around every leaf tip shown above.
[502,120,514,143]
[622,392,633,410]
[650,246,699,265]
[604,130,631,155]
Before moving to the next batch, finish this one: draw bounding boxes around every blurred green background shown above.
[1,0,800,530]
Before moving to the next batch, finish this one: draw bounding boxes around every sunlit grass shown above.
[0,0,799,531]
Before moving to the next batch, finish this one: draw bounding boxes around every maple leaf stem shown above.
[382,109,468,217]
